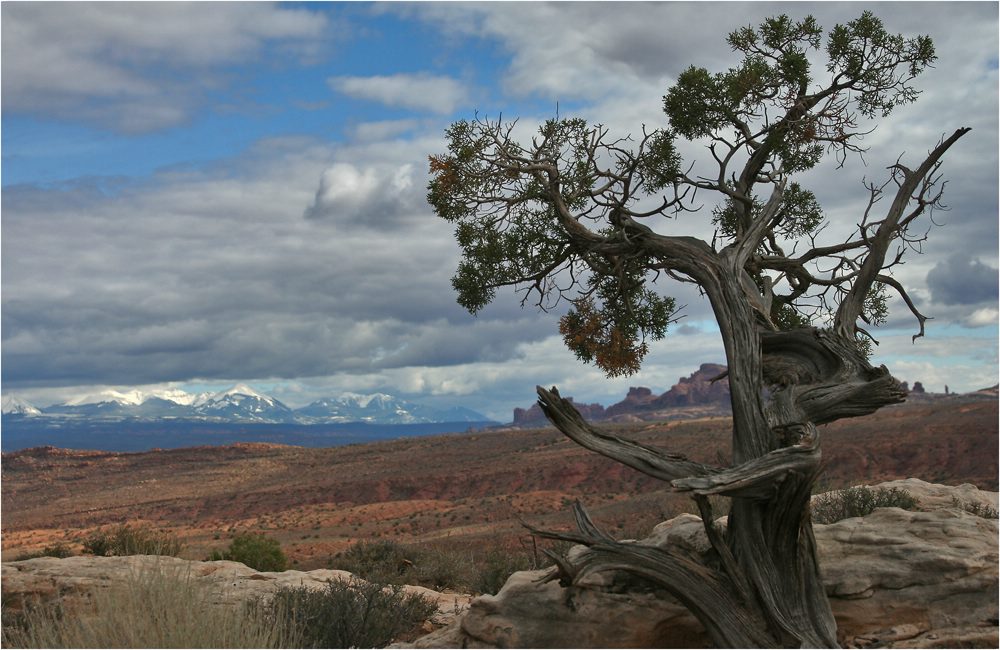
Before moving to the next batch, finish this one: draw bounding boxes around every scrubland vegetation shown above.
[207,532,289,572]
[3,566,289,648]
[8,483,1000,648]
[811,486,919,524]
[2,564,436,649]
[328,537,570,594]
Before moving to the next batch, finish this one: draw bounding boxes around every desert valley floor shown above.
[2,394,996,569]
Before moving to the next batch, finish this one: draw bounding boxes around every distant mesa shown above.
[513,398,606,427]
[513,363,731,427]
[511,363,980,427]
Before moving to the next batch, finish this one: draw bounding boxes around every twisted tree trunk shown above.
[527,131,968,648]
[532,279,906,648]
[534,333,903,646]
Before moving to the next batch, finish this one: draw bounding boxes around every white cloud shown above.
[964,308,1000,328]
[1,2,329,132]
[303,162,418,225]
[4,3,996,420]
[328,73,468,114]
[351,119,422,142]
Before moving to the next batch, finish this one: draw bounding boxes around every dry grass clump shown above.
[2,564,294,648]
[263,578,437,648]
[82,523,185,558]
[329,538,568,595]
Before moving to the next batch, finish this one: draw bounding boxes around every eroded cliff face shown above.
[409,479,999,649]
[513,363,731,427]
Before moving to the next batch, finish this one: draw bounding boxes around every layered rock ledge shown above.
[409,479,998,649]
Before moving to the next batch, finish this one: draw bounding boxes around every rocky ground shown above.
[3,480,996,649]
[3,396,996,569]
[406,479,999,649]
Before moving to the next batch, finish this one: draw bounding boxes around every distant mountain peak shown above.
[337,392,393,409]
[1,396,42,415]
[6,383,488,426]
[211,383,273,403]
[64,389,147,407]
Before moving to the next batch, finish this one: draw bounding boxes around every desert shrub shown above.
[1,565,294,648]
[82,524,184,557]
[13,543,75,561]
[408,547,476,591]
[330,539,415,585]
[951,497,999,519]
[209,533,288,572]
[812,486,918,524]
[263,578,437,648]
[470,548,535,595]
[331,537,571,594]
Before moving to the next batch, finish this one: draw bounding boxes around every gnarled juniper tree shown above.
[428,12,967,648]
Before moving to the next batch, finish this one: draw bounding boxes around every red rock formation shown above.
[513,398,605,427]
[651,363,729,408]
[604,387,657,417]
[512,364,730,425]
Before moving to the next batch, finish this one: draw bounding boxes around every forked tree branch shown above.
[536,386,716,481]
[834,127,971,338]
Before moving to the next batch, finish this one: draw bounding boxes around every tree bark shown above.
[535,318,907,647]
[530,130,969,649]
[534,277,905,647]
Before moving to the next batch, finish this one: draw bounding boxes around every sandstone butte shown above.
[3,479,996,649]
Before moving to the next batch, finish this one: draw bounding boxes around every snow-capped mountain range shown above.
[1,395,42,416]
[2,385,489,425]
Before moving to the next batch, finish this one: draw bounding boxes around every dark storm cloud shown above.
[926,255,999,306]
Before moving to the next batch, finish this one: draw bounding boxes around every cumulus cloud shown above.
[0,132,559,393]
[926,255,999,306]
[328,73,468,113]
[3,3,996,418]
[303,162,420,225]
[1,2,329,132]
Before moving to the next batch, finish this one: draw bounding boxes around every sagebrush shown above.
[82,524,184,557]
[208,533,288,572]
[261,578,437,648]
[811,486,918,524]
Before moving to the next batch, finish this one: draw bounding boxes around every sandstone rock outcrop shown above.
[648,362,729,409]
[2,555,471,635]
[410,480,998,649]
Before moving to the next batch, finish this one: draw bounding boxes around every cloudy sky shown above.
[2,2,997,420]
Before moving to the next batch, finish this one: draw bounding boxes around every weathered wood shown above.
[430,16,971,648]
